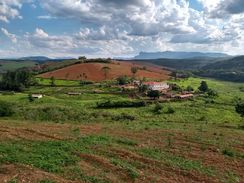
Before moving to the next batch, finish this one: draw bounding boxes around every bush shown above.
[96,100,146,108]
[80,80,94,85]
[153,103,163,114]
[0,101,14,117]
[166,106,175,114]
[116,76,130,85]
[147,90,160,99]
[28,94,34,102]
[235,101,244,117]
[239,86,244,92]
[198,81,209,93]
[112,113,135,121]
[222,149,234,157]
[186,86,194,92]
[0,91,15,95]
[21,106,88,122]
[171,84,182,92]
[207,89,218,97]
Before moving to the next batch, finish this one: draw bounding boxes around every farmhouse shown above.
[144,82,170,91]
[31,94,43,99]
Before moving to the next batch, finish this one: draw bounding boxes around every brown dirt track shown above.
[38,61,170,81]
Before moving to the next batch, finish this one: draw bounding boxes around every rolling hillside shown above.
[38,61,170,81]
[202,56,244,71]
[0,60,37,73]
[134,51,229,59]
[127,56,244,82]
[130,57,225,70]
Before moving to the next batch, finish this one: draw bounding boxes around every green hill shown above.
[0,60,37,73]
[128,56,244,82]
[203,56,244,71]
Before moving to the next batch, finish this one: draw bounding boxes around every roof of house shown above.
[179,94,194,98]
[31,94,43,98]
[144,82,167,85]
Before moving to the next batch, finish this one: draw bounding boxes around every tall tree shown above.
[50,76,56,87]
[198,81,209,92]
[236,101,244,117]
[0,70,35,91]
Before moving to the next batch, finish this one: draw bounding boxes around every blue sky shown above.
[0,0,244,58]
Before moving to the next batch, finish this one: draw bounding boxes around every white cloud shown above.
[1,28,17,43]
[0,0,23,23]
[1,0,244,57]
[26,28,77,50]
[40,0,196,36]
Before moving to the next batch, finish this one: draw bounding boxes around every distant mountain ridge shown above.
[17,56,76,62]
[134,51,230,59]
[19,56,51,61]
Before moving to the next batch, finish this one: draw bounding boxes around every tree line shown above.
[0,70,36,91]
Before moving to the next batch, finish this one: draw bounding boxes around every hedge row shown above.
[96,100,146,108]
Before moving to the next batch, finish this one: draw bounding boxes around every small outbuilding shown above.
[31,94,43,99]
[143,82,170,91]
[177,94,194,99]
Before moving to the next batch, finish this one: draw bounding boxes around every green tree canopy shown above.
[236,101,244,117]
[0,70,35,91]
[147,90,160,99]
[198,81,209,92]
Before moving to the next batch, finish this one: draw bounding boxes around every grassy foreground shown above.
[0,77,243,183]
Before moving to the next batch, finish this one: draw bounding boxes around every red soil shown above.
[38,61,170,81]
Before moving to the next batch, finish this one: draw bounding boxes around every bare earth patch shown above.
[0,122,103,141]
[0,164,76,183]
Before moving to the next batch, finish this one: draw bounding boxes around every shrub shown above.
[139,84,148,93]
[222,149,234,157]
[171,84,182,92]
[166,106,175,114]
[147,90,160,99]
[239,86,244,92]
[21,106,88,122]
[28,94,34,102]
[204,98,215,104]
[116,76,130,85]
[0,101,14,117]
[1,91,15,95]
[153,102,163,114]
[235,101,244,117]
[112,113,135,121]
[207,89,218,97]
[96,100,146,108]
[198,81,209,93]
[80,80,93,85]
[186,85,194,92]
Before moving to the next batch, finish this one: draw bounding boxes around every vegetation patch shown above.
[0,100,15,117]
[96,100,146,108]
[139,148,216,176]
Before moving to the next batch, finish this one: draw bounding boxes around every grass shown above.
[0,135,111,172]
[36,78,80,86]
[0,77,243,182]
[0,60,37,72]
[139,147,216,176]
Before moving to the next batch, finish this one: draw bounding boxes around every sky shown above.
[0,0,244,58]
